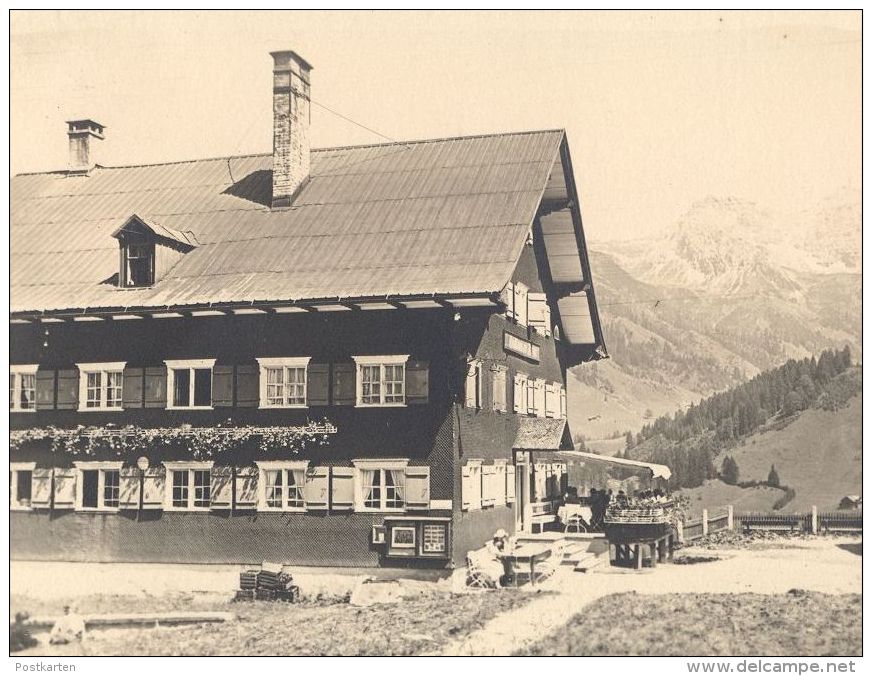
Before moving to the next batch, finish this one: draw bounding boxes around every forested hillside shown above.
[624,347,857,490]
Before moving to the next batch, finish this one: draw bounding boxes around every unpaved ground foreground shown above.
[11,537,861,656]
[440,536,862,656]
[521,591,861,656]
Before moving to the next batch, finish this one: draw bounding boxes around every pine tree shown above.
[625,431,635,451]
[767,464,780,488]
[721,455,739,485]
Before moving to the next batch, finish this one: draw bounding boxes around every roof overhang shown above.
[513,418,574,451]
[9,292,502,324]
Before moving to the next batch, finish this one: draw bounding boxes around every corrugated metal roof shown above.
[11,130,564,313]
[513,418,571,450]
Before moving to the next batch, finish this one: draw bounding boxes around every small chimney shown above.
[66,119,105,174]
[270,51,312,208]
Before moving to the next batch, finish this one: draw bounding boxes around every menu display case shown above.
[382,517,451,559]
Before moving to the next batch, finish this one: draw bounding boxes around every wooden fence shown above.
[678,506,861,543]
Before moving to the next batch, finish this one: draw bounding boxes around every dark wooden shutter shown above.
[235,365,259,408]
[144,366,167,408]
[307,363,329,406]
[55,369,79,410]
[406,360,429,405]
[122,367,144,409]
[212,365,234,407]
[331,362,356,405]
[35,369,56,410]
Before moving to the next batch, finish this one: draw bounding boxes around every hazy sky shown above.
[10,10,860,241]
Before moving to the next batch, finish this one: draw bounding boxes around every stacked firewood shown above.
[234,561,300,602]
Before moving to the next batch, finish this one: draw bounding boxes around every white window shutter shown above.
[492,367,507,413]
[543,305,552,337]
[535,379,546,417]
[481,465,496,507]
[545,382,557,418]
[560,385,567,419]
[119,468,140,509]
[502,282,516,320]
[404,467,430,510]
[209,466,233,510]
[506,465,516,504]
[461,465,471,510]
[526,379,536,415]
[235,466,259,510]
[304,467,330,510]
[493,465,506,506]
[53,469,76,509]
[513,374,525,413]
[528,292,547,333]
[331,467,355,511]
[465,360,480,409]
[514,282,529,326]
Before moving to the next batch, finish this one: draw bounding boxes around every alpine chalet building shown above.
[10,50,606,569]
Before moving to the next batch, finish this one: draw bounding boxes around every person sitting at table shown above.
[484,529,513,587]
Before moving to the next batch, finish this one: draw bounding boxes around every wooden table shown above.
[498,543,553,587]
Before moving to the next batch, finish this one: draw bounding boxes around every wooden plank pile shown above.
[234,561,300,603]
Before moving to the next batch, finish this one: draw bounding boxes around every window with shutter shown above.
[303,467,330,510]
[165,359,215,410]
[465,359,481,409]
[352,356,408,406]
[331,467,355,510]
[163,462,213,510]
[73,462,122,510]
[404,466,430,510]
[506,465,516,504]
[53,469,77,509]
[256,357,310,408]
[352,460,409,511]
[492,366,507,413]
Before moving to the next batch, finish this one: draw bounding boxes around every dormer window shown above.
[112,213,197,289]
[121,234,155,287]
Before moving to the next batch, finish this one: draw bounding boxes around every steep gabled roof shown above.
[12,129,564,313]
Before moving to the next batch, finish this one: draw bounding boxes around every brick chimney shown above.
[66,119,105,174]
[271,51,312,208]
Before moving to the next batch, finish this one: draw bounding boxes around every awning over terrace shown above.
[557,450,672,481]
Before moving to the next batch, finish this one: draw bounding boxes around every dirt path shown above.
[439,537,861,656]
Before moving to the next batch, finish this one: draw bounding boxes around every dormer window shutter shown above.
[528,292,547,333]
[513,374,526,413]
[502,282,516,321]
[514,282,529,326]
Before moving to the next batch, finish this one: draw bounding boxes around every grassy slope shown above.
[520,591,861,656]
[679,396,861,513]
